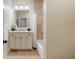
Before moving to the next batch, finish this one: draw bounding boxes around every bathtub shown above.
[37,40,43,59]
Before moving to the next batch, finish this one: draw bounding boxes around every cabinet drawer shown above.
[9,33,16,38]
[16,36,25,40]
[9,37,16,40]
[26,33,32,37]
[9,32,16,35]
[15,32,26,36]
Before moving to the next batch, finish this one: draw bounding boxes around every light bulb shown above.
[15,5,19,9]
[20,5,24,9]
[25,5,29,10]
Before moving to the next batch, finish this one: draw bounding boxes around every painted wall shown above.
[3,5,15,40]
[46,0,75,59]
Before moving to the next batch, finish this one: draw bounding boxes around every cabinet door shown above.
[10,37,16,49]
[9,32,16,49]
[15,37,21,49]
[21,37,27,49]
[27,37,32,49]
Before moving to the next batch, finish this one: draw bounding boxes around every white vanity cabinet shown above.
[8,31,33,50]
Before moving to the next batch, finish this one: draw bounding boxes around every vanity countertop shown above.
[9,31,33,32]
[9,28,33,32]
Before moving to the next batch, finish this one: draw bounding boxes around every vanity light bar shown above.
[14,5,30,10]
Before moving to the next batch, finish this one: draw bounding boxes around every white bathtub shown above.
[37,40,43,59]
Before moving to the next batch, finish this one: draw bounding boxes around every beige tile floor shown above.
[3,43,41,59]
[9,48,38,56]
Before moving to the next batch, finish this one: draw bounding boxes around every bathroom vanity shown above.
[8,31,33,50]
[8,8,37,50]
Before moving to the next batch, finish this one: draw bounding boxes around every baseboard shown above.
[3,40,7,44]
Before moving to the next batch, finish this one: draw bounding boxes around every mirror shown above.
[15,9,30,28]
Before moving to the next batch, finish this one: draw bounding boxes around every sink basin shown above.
[15,28,31,31]
[16,28,27,31]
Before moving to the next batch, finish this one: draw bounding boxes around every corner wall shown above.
[46,0,75,59]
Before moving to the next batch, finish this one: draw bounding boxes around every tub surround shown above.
[37,40,43,59]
